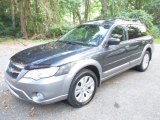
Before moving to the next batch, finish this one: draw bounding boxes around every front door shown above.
[102,25,129,72]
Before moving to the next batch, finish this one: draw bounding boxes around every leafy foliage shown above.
[150,26,160,38]
[118,10,153,28]
[145,0,160,28]
[48,24,73,37]
[0,0,159,38]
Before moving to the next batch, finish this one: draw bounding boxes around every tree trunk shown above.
[110,4,114,16]
[18,0,28,38]
[34,0,38,14]
[84,0,90,22]
[100,0,107,18]
[73,12,76,25]
[25,0,30,32]
[25,0,30,18]
[76,10,82,24]
[34,0,38,33]
[11,0,16,29]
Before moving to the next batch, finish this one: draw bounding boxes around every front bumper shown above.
[5,73,68,104]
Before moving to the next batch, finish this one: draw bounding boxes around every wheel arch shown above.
[83,65,101,87]
[141,44,153,61]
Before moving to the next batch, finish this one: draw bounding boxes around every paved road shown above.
[0,43,160,120]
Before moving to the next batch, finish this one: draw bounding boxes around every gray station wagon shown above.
[5,19,154,107]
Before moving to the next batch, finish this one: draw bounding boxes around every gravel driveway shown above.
[0,42,160,120]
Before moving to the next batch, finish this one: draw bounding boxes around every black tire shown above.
[67,69,98,108]
[135,51,150,72]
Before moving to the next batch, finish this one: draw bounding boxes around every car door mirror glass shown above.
[108,38,120,46]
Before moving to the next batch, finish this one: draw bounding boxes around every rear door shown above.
[125,24,147,61]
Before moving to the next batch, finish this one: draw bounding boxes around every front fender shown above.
[62,59,102,95]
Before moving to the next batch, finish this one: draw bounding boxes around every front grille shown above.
[6,62,23,79]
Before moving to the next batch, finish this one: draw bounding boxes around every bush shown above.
[0,22,18,36]
[0,22,5,33]
[145,0,160,29]
[118,10,153,29]
[0,27,18,37]
[149,26,160,38]
[48,24,73,37]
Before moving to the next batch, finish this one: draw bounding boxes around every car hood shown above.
[11,41,93,69]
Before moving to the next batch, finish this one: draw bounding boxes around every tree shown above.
[100,0,107,18]
[84,0,90,22]
[11,0,16,29]
[18,0,28,38]
[76,10,82,24]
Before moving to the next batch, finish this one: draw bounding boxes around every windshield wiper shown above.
[58,40,85,45]
[58,40,95,47]
[72,41,86,45]
[58,40,74,44]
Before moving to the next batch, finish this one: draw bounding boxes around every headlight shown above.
[24,67,59,80]
[55,63,74,76]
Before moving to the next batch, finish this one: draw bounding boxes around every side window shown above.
[109,26,126,42]
[127,25,147,40]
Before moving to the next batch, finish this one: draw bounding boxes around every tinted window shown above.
[127,25,147,39]
[109,26,126,41]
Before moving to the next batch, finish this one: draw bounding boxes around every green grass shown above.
[0,37,13,43]
[155,38,160,44]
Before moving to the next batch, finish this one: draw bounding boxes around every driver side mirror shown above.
[108,38,120,45]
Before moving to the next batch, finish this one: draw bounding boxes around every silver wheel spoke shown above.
[81,77,86,86]
[75,84,81,91]
[77,92,84,102]
[86,78,94,87]
[87,87,94,93]
[75,89,81,96]
[85,91,91,98]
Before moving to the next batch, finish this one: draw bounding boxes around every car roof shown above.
[83,19,145,26]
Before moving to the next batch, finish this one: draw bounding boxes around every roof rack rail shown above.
[85,18,142,25]
[128,19,141,22]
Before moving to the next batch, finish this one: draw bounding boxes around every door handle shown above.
[125,45,130,49]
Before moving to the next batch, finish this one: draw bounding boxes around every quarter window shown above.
[127,25,147,39]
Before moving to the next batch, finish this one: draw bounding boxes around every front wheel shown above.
[67,69,98,108]
[136,51,150,72]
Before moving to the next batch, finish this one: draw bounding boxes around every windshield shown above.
[59,24,110,46]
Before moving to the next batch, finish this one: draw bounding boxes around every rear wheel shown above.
[136,51,150,72]
[67,69,98,108]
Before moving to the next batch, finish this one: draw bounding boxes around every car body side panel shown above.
[126,36,153,62]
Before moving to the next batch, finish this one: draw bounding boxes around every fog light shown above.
[32,92,44,102]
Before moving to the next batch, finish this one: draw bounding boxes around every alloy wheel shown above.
[74,76,95,103]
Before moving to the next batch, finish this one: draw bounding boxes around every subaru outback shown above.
[5,19,153,108]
